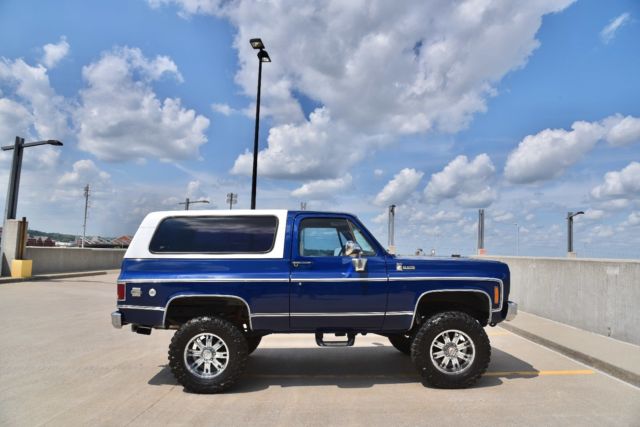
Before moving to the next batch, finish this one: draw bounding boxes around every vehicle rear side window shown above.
[149,216,278,254]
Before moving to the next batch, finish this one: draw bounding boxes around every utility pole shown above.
[300,202,307,211]
[388,205,396,254]
[477,209,485,255]
[82,184,89,248]
[226,193,237,210]
[178,198,209,210]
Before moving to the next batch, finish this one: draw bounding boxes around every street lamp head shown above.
[575,211,585,216]
[46,140,63,146]
[250,38,265,49]
[258,49,271,63]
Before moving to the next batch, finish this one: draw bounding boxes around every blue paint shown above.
[116,211,512,333]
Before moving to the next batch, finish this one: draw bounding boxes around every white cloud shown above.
[374,168,424,206]
[622,211,640,227]
[591,162,640,200]
[75,47,208,162]
[0,98,32,147]
[41,36,70,68]
[424,154,496,208]
[374,169,384,177]
[504,114,640,184]
[600,12,631,44]
[58,159,111,186]
[211,103,235,116]
[0,55,70,140]
[291,174,352,199]
[504,120,605,184]
[151,0,574,181]
[231,108,377,179]
[590,225,614,238]
[492,211,514,223]
[583,209,605,220]
[602,114,640,146]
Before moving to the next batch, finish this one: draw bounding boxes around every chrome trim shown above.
[251,311,413,318]
[296,277,387,282]
[290,312,387,317]
[390,276,504,312]
[251,312,289,317]
[505,301,518,321]
[117,304,165,311]
[163,294,253,330]
[410,289,493,328]
[124,277,290,284]
[111,311,123,329]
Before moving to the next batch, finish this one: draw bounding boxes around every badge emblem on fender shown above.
[396,263,415,271]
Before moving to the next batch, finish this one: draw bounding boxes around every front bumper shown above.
[111,311,123,329]
[505,301,518,321]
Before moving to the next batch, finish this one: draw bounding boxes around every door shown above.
[289,214,388,330]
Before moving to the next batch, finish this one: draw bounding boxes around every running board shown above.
[315,332,356,347]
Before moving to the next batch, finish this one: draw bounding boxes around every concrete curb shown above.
[500,321,640,388]
[0,270,115,284]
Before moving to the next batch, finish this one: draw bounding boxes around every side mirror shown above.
[344,240,367,272]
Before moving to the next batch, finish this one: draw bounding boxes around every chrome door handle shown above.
[292,261,313,267]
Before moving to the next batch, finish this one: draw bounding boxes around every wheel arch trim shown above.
[163,294,253,330]
[411,289,493,328]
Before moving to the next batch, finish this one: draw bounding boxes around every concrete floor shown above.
[0,273,638,426]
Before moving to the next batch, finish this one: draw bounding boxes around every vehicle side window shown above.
[149,216,278,254]
[299,218,353,257]
[348,220,377,256]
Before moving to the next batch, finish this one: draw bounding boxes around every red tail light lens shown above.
[117,283,125,301]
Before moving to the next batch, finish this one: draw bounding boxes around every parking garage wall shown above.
[25,247,125,275]
[477,256,640,345]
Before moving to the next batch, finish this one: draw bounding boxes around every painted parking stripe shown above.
[250,370,594,379]
[483,369,594,377]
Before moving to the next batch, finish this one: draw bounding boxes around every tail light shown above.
[117,282,125,301]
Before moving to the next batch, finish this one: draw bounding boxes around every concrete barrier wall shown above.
[24,247,125,275]
[477,256,640,345]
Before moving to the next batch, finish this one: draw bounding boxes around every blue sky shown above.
[0,0,638,258]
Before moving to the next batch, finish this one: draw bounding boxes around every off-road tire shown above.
[388,334,412,355]
[246,336,262,354]
[168,316,248,393]
[411,311,490,389]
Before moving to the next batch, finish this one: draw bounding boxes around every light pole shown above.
[178,198,209,210]
[249,38,271,210]
[1,136,63,275]
[567,211,584,255]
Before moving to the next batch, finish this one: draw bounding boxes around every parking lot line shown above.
[484,369,594,377]
[249,369,594,380]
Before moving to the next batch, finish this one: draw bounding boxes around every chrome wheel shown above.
[184,333,229,379]
[429,329,475,374]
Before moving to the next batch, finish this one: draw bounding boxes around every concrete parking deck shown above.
[0,273,638,426]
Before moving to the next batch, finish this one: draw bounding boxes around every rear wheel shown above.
[388,334,412,355]
[168,316,248,393]
[411,311,490,388]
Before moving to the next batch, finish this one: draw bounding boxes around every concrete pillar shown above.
[1,219,26,276]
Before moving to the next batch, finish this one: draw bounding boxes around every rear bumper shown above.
[111,311,123,329]
[505,301,518,321]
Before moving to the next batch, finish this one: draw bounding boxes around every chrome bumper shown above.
[505,301,518,321]
[111,311,123,329]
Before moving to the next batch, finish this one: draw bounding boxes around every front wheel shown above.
[411,311,490,389]
[168,316,249,393]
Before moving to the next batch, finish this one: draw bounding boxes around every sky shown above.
[0,0,638,259]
